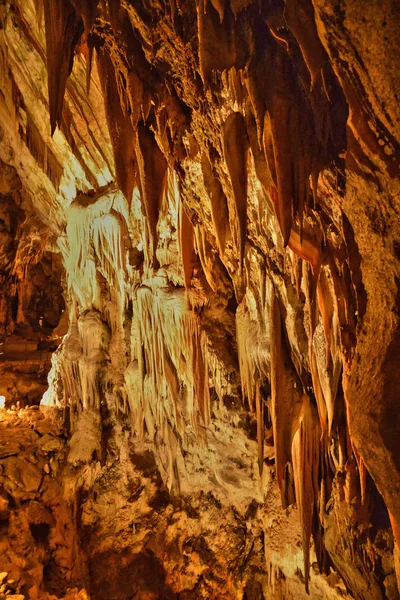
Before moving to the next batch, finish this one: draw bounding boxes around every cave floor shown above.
[0,406,357,600]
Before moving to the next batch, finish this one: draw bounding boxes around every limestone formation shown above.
[0,0,399,599]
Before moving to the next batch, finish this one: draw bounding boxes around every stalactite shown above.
[334,66,399,178]
[10,76,22,127]
[236,305,256,410]
[62,188,125,311]
[200,329,234,404]
[222,112,249,267]
[43,0,84,134]
[310,344,328,432]
[236,296,269,412]
[198,0,237,85]
[70,1,98,91]
[351,444,368,506]
[313,267,343,435]
[230,0,254,18]
[288,228,320,271]
[284,0,328,91]
[178,196,195,289]
[255,386,264,476]
[160,420,180,493]
[25,113,64,191]
[289,250,302,297]
[108,0,122,29]
[292,399,320,593]
[135,121,168,265]
[16,1,399,594]
[96,47,136,206]
[125,286,210,460]
[302,259,332,435]
[269,286,286,501]
[208,0,226,23]
[269,281,312,506]
[344,456,358,505]
[246,12,344,252]
[163,345,183,436]
[193,330,211,426]
[317,267,335,365]
[245,107,274,210]
[92,213,126,295]
[192,226,208,289]
[265,63,294,246]
[69,0,99,38]
[82,38,95,94]
[201,152,231,255]
[227,67,246,106]
[327,256,357,361]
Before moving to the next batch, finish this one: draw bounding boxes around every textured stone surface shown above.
[0,0,399,598]
[0,408,87,600]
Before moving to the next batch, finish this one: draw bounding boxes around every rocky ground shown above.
[0,405,86,600]
[2,402,381,600]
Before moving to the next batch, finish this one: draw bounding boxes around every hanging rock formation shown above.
[0,0,400,598]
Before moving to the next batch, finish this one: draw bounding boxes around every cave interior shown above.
[0,1,400,599]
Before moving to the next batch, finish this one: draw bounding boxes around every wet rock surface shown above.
[0,0,399,598]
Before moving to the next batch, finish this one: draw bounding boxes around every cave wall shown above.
[0,0,400,598]
[0,160,65,339]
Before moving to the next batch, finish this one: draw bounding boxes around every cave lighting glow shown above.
[0,395,5,409]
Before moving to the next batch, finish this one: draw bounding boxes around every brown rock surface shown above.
[0,0,399,599]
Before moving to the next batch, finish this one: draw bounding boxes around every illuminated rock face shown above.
[0,0,400,598]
